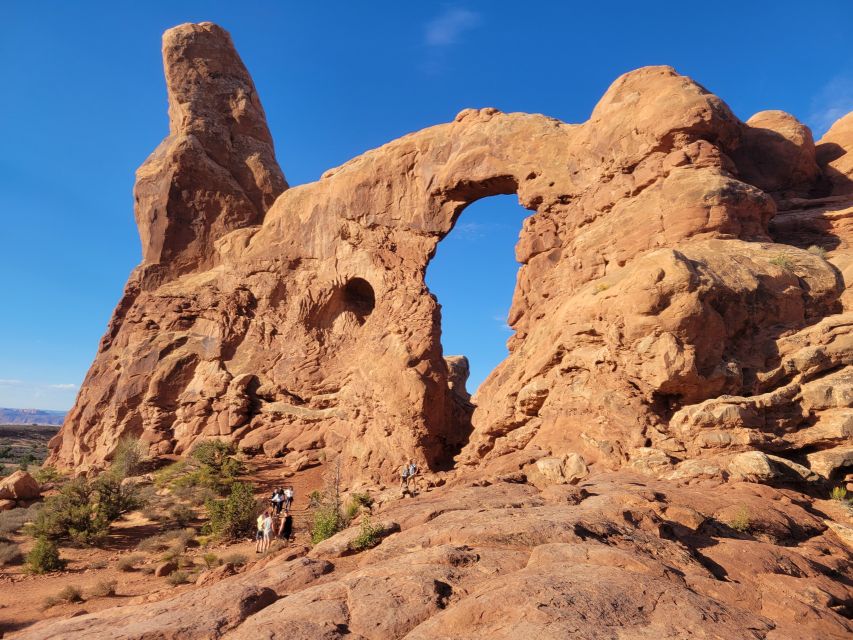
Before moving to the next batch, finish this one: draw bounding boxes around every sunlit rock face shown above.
[49,22,853,488]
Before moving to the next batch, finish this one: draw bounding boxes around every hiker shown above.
[407,460,418,493]
[400,462,410,492]
[283,486,294,513]
[270,488,284,516]
[261,508,274,552]
[279,513,293,540]
[255,510,266,553]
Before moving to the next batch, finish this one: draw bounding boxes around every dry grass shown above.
[89,579,117,598]
[117,553,146,572]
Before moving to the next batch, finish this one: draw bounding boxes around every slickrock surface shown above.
[14,473,853,639]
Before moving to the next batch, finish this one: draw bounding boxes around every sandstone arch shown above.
[49,22,853,487]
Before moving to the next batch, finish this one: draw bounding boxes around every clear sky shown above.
[1,1,852,410]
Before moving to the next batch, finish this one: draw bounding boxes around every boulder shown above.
[154,561,178,577]
[0,471,41,500]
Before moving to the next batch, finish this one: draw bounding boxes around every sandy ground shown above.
[0,457,327,637]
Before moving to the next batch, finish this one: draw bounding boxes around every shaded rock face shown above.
[49,22,853,487]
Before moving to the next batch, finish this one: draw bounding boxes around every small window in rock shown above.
[343,277,375,318]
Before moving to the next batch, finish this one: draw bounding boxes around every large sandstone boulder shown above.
[0,470,41,501]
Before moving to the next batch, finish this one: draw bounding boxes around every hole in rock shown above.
[343,277,376,320]
[426,195,530,397]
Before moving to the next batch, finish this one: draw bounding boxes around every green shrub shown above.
[831,486,848,501]
[110,437,145,478]
[351,515,383,552]
[221,552,247,566]
[89,579,117,597]
[33,466,63,484]
[204,482,257,540]
[728,506,751,533]
[29,474,140,545]
[167,570,190,586]
[0,541,23,565]
[344,492,374,520]
[807,245,828,258]
[311,503,347,544]
[202,553,220,569]
[117,553,145,572]
[187,440,242,494]
[769,255,795,271]
[26,537,65,574]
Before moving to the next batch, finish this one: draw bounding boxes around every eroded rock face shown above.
[48,22,853,490]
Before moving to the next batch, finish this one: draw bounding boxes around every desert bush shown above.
[593,282,610,294]
[221,552,247,566]
[831,486,848,501]
[807,245,828,258]
[351,515,383,552]
[110,436,145,478]
[169,504,195,528]
[26,537,65,574]
[344,492,374,520]
[136,528,193,553]
[167,570,190,586]
[161,539,188,562]
[29,474,141,545]
[57,585,83,603]
[89,579,117,598]
[308,490,324,508]
[311,502,347,544]
[769,255,795,271]
[728,506,751,533]
[33,465,63,484]
[117,553,145,571]
[42,585,83,610]
[0,541,23,565]
[204,481,257,540]
[89,560,108,570]
[0,504,41,537]
[202,552,220,569]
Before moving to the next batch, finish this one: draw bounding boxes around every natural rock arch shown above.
[49,22,853,489]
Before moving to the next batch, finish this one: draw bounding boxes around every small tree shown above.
[26,537,65,574]
[310,460,348,544]
[204,482,257,540]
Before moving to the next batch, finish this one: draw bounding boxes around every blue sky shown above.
[1,1,852,410]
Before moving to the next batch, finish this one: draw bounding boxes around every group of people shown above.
[255,486,295,553]
[400,460,418,494]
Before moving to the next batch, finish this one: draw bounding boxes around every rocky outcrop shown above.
[16,474,853,639]
[48,22,852,492]
[0,470,41,503]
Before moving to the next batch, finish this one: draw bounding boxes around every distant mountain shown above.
[0,408,66,426]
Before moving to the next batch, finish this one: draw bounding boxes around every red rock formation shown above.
[48,23,852,495]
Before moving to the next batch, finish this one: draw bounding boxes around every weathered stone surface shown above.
[46,20,853,490]
[0,471,41,501]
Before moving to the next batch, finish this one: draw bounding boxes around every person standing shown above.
[400,463,410,493]
[406,460,418,493]
[255,510,266,553]
[283,486,294,513]
[261,509,274,552]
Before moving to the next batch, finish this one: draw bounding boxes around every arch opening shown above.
[426,194,531,398]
